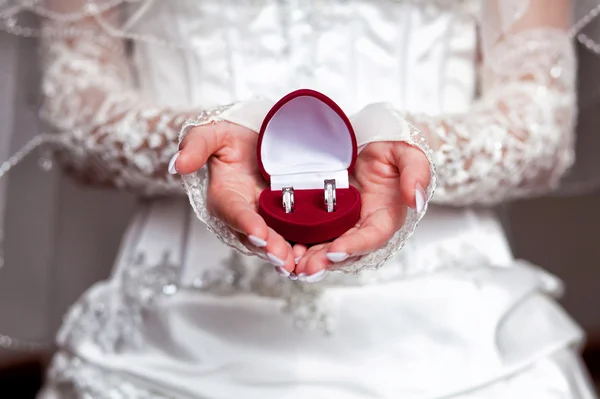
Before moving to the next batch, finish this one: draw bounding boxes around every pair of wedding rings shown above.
[282,179,336,214]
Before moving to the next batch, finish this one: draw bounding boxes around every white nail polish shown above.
[294,256,302,265]
[248,235,267,247]
[305,270,326,283]
[415,183,426,213]
[297,273,308,282]
[288,273,298,281]
[266,253,285,267]
[326,252,349,263]
[275,266,290,277]
[168,152,180,175]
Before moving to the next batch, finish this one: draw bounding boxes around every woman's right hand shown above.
[171,121,298,275]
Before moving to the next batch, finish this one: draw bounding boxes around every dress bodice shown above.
[130,0,478,116]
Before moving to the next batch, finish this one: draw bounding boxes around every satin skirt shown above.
[37,199,597,398]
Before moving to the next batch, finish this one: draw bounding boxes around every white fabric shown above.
[201,98,274,134]
[42,201,593,399]
[351,103,413,151]
[38,347,597,399]
[22,1,596,398]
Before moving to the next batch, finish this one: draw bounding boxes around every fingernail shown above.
[248,235,267,247]
[274,266,290,277]
[294,256,302,265]
[288,273,298,281]
[297,273,308,282]
[415,182,426,213]
[168,152,180,175]
[326,252,349,263]
[305,270,326,283]
[266,253,285,267]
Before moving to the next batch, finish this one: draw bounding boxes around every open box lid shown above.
[257,89,357,191]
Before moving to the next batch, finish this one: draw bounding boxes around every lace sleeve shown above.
[406,0,577,206]
[39,3,201,196]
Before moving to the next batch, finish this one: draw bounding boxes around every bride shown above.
[1,0,598,397]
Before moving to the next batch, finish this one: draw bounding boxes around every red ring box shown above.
[257,89,361,245]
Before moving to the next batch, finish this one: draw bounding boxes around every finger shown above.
[301,244,332,278]
[174,124,223,174]
[239,234,259,253]
[239,232,276,255]
[301,226,365,275]
[264,228,295,276]
[292,244,308,265]
[327,207,407,259]
[401,163,429,212]
[209,189,270,245]
[295,243,328,281]
[393,144,431,212]
[295,244,325,275]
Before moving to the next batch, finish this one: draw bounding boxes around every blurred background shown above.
[1,25,600,399]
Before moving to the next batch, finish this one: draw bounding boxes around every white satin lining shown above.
[261,95,353,190]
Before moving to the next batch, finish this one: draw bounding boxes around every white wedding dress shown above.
[26,0,596,398]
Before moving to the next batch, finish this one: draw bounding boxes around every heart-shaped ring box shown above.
[257,89,361,245]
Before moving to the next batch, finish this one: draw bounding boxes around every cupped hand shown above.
[171,121,296,275]
[292,141,431,280]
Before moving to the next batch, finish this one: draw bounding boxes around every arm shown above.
[356,0,576,206]
[416,0,576,205]
[40,1,205,196]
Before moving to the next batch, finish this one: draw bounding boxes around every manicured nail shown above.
[297,270,326,283]
[168,152,180,175]
[305,270,326,283]
[415,182,426,213]
[266,253,285,267]
[248,235,267,247]
[288,273,298,281]
[275,266,290,277]
[326,252,349,263]
[294,256,302,265]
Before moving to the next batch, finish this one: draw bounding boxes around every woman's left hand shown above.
[292,141,431,279]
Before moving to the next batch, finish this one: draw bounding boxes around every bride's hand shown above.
[293,141,431,279]
[172,121,296,274]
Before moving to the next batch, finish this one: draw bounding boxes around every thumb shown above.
[393,143,431,211]
[175,123,225,174]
